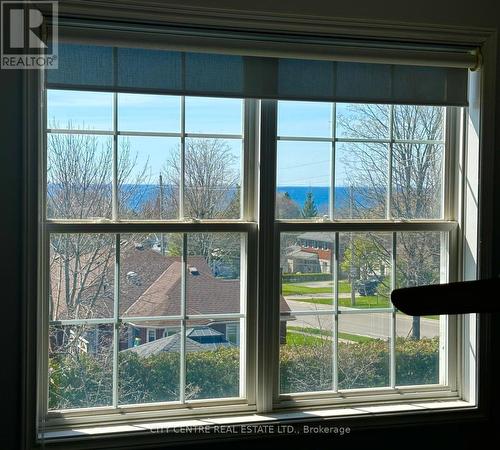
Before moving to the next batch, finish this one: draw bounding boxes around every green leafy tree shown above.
[340,234,391,306]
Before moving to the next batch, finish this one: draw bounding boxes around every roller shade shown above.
[47,22,475,106]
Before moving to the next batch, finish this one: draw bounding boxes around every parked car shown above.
[356,278,380,296]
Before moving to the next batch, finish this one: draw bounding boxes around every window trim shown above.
[267,100,460,406]
[38,80,470,431]
[21,8,496,448]
[38,74,470,432]
[39,77,259,422]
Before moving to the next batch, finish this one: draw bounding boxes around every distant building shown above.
[284,232,335,274]
[284,245,322,273]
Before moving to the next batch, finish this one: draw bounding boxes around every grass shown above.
[286,332,326,346]
[283,282,441,318]
[286,326,374,344]
[288,326,331,337]
[338,332,374,343]
[282,284,332,296]
[281,280,351,296]
[289,295,391,309]
[339,296,390,308]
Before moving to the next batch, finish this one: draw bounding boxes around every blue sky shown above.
[47,91,361,187]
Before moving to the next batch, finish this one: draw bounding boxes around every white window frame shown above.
[37,89,258,431]
[22,11,495,446]
[146,328,156,343]
[37,84,475,437]
[226,323,240,345]
[258,99,463,412]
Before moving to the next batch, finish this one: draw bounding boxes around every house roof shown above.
[50,240,291,321]
[122,326,233,357]
[123,254,240,318]
[287,246,319,261]
[301,247,332,261]
[297,232,335,244]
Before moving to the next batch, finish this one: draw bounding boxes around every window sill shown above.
[40,399,476,445]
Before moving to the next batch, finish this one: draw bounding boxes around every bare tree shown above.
[162,138,240,220]
[47,127,152,407]
[159,139,242,274]
[276,192,302,219]
[48,127,149,320]
[338,105,444,338]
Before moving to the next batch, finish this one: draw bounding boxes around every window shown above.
[226,323,240,345]
[45,91,250,412]
[37,21,480,438]
[277,103,449,394]
[147,328,156,343]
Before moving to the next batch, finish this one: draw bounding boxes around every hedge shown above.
[282,272,333,283]
[49,338,438,410]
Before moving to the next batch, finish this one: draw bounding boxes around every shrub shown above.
[282,272,332,283]
[49,338,439,409]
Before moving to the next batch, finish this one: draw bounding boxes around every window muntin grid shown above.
[276,101,446,221]
[45,90,250,412]
[41,90,459,423]
[278,230,447,396]
[274,100,453,401]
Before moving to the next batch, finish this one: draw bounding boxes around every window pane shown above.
[338,233,392,310]
[280,313,333,394]
[47,89,113,131]
[49,324,113,410]
[185,97,242,135]
[338,313,390,389]
[119,320,180,405]
[184,138,242,219]
[393,105,444,141]
[49,234,115,320]
[276,141,331,219]
[187,233,243,315]
[280,232,334,314]
[395,232,443,386]
[278,100,332,138]
[118,93,180,132]
[118,136,180,220]
[47,134,112,219]
[335,142,388,219]
[336,103,390,140]
[186,319,242,400]
[120,233,182,319]
[392,143,444,219]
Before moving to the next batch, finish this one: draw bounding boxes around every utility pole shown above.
[349,185,356,307]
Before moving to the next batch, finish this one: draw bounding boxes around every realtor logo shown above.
[1,1,58,69]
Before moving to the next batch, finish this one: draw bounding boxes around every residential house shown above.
[50,239,291,353]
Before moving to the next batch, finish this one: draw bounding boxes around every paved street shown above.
[285,299,440,339]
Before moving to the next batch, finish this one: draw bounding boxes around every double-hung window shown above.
[37,20,480,439]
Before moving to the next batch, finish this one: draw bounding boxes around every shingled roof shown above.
[122,255,239,317]
[50,240,291,321]
[122,326,233,357]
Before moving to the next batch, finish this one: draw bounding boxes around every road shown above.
[284,299,440,339]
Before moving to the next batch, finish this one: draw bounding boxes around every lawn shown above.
[287,326,374,344]
[288,325,331,337]
[286,332,327,346]
[289,295,391,308]
[281,280,351,296]
[338,332,374,343]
